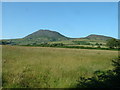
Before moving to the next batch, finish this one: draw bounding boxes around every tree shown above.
[118,40,120,49]
[106,38,118,49]
[95,43,99,45]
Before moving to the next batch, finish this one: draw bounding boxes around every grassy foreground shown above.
[2,45,118,88]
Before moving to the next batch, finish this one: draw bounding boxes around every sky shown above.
[2,2,118,39]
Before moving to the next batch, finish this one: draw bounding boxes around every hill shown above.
[84,34,114,41]
[0,30,115,45]
[24,29,69,42]
[0,30,70,45]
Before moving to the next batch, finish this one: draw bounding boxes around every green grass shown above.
[49,38,106,45]
[2,45,118,88]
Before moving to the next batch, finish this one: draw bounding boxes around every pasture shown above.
[2,45,118,88]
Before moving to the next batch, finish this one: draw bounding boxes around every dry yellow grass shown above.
[2,45,118,88]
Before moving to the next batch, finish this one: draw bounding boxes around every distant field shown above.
[2,45,118,88]
[66,44,107,48]
[48,38,106,45]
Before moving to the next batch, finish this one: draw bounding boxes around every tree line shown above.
[106,38,120,49]
[1,38,120,50]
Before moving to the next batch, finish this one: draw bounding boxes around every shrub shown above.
[76,57,120,88]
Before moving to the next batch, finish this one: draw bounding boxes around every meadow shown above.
[2,45,118,88]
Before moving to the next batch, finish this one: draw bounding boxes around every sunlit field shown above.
[2,45,118,88]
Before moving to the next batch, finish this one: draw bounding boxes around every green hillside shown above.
[24,30,69,42]
[0,30,114,46]
[0,30,70,45]
[84,34,114,41]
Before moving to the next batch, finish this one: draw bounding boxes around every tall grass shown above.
[2,45,118,88]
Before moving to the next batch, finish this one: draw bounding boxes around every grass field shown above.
[48,38,106,45]
[2,45,118,88]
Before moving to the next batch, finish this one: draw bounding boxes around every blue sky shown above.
[2,2,118,39]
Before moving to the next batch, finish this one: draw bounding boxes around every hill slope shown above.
[24,30,69,42]
[84,34,114,41]
[0,30,115,45]
[3,30,70,45]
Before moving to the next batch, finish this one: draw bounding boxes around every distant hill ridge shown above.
[84,34,114,41]
[25,30,114,40]
[0,29,115,45]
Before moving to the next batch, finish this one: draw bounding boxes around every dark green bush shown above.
[76,57,120,88]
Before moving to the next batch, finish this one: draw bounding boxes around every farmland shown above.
[2,45,118,88]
